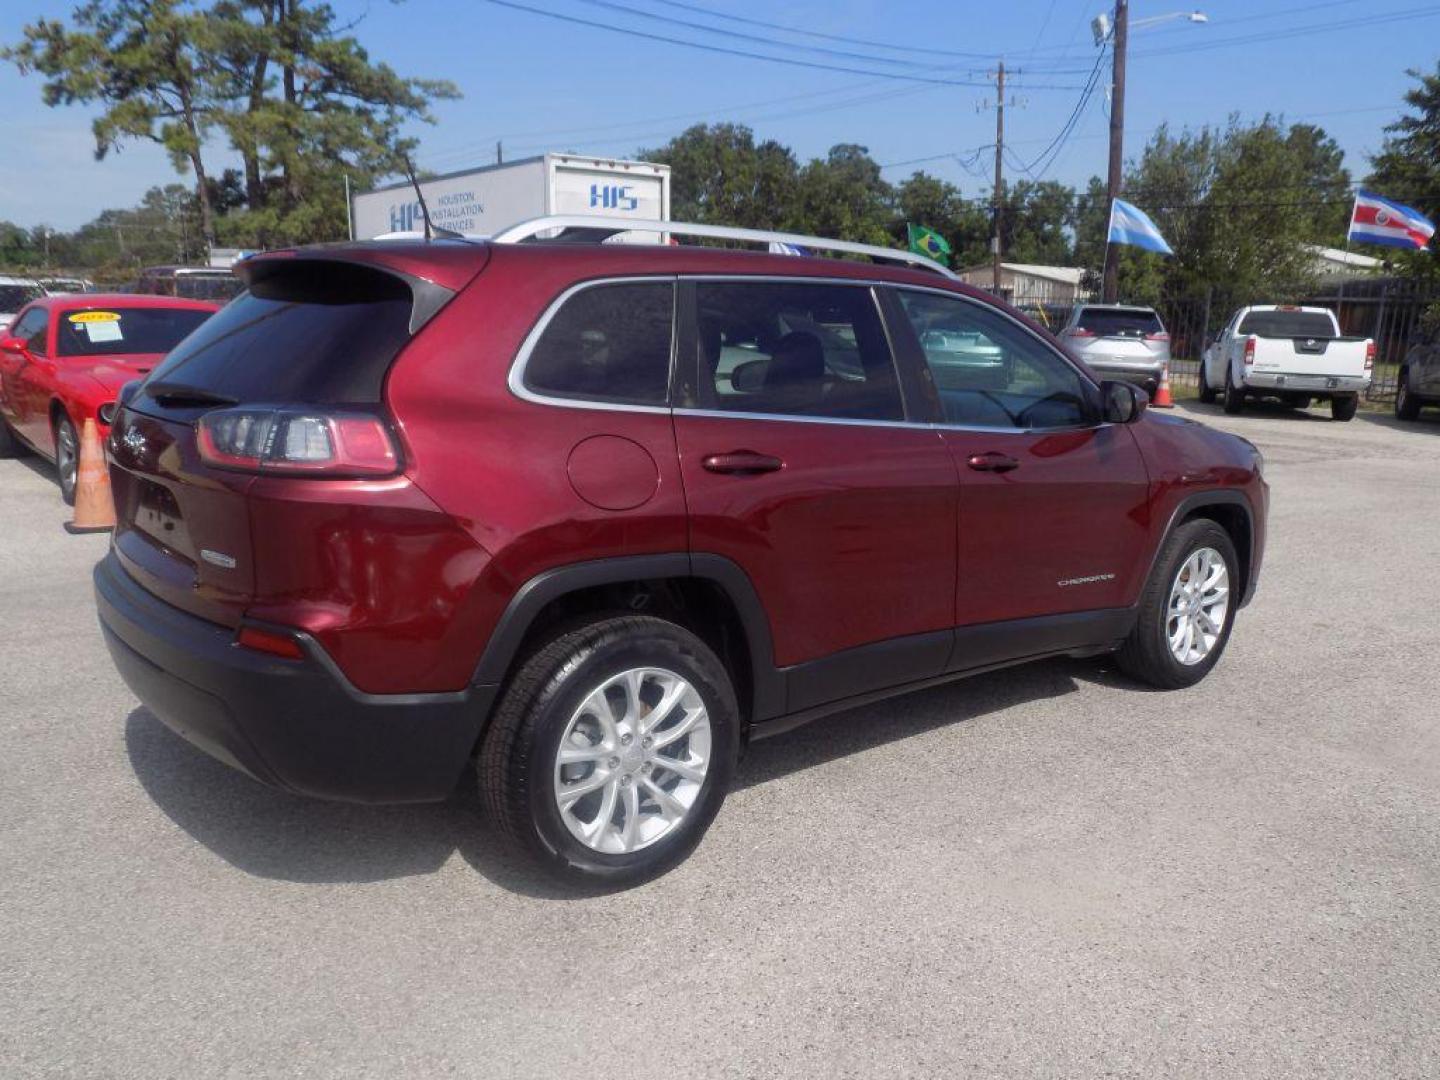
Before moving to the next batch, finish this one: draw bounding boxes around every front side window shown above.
[899,290,1092,429]
[11,308,49,355]
[693,281,902,420]
[524,281,674,406]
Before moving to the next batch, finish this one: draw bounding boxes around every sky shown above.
[1,0,1438,231]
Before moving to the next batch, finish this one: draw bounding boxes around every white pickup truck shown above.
[1199,305,1374,421]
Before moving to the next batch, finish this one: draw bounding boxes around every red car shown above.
[0,294,218,502]
[94,220,1267,885]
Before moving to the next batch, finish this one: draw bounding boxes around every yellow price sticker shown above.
[68,311,121,323]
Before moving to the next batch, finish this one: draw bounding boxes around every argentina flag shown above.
[1108,198,1174,256]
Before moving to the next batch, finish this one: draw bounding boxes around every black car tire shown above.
[1196,361,1217,404]
[53,413,79,506]
[0,418,27,459]
[1330,394,1358,422]
[1222,368,1244,415]
[1116,519,1240,690]
[1395,372,1421,421]
[480,615,739,887]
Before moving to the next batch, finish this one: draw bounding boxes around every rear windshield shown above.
[1237,310,1335,338]
[56,307,214,357]
[1076,308,1164,337]
[1,284,45,312]
[142,263,414,404]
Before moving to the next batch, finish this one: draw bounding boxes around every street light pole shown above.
[1101,0,1128,303]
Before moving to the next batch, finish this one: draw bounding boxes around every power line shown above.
[480,0,998,86]
[1129,4,1440,61]
[1013,42,1110,180]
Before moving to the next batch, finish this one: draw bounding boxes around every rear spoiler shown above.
[239,242,490,334]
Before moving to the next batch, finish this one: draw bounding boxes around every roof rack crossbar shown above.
[490,215,958,279]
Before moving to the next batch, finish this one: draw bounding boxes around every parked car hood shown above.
[82,354,165,395]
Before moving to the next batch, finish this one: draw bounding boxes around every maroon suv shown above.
[95,224,1267,884]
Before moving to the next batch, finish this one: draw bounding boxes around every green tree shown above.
[639,123,800,230]
[791,144,893,246]
[1369,61,1440,281]
[892,171,989,267]
[1001,180,1076,266]
[4,0,227,242]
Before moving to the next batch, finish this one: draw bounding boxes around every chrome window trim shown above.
[507,275,678,416]
[509,273,1105,435]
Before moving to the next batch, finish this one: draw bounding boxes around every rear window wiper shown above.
[142,382,240,408]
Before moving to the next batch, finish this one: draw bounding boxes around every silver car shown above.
[1057,303,1170,397]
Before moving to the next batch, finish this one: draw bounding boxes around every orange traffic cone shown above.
[1152,364,1175,408]
[64,417,116,534]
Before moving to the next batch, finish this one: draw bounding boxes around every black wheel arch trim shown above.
[1148,489,1259,606]
[468,552,786,723]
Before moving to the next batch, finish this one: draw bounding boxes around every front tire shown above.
[1116,519,1239,690]
[1330,394,1358,422]
[53,413,79,505]
[0,418,27,459]
[480,615,739,886]
[1222,368,1244,415]
[1395,373,1420,421]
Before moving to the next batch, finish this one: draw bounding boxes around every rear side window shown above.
[1076,307,1164,337]
[1237,310,1335,338]
[56,307,213,357]
[143,263,414,404]
[523,282,674,406]
[693,281,902,420]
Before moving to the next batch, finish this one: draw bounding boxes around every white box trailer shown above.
[350,153,670,241]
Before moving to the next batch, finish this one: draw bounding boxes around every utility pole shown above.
[991,59,1006,296]
[1101,0,1128,303]
[496,140,503,165]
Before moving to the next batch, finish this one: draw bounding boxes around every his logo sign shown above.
[589,184,638,211]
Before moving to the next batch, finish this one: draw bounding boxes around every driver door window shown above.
[898,290,1090,429]
[12,309,49,355]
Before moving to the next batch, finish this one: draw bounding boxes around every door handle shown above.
[702,450,784,475]
[966,452,1020,473]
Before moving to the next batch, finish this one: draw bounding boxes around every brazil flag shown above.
[907,223,952,266]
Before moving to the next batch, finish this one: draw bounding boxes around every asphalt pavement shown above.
[3,400,1439,1079]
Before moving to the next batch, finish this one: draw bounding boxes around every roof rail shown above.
[490,215,959,280]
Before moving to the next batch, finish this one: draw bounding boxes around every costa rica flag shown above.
[1347,190,1435,251]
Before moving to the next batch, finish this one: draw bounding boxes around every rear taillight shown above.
[1145,332,1170,342]
[1070,327,1096,337]
[1243,337,1256,365]
[197,407,400,477]
[1365,339,1376,370]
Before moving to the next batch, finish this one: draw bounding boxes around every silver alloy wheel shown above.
[553,667,712,854]
[55,421,77,496]
[1167,546,1230,665]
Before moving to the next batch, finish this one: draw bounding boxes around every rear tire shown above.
[1196,360,1217,404]
[53,413,78,506]
[1395,373,1421,421]
[479,615,739,887]
[1116,519,1239,690]
[1330,395,1358,422]
[1222,368,1244,415]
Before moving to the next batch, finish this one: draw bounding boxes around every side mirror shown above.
[1101,379,1148,424]
[0,336,27,355]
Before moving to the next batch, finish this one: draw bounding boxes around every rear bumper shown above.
[1084,361,1163,389]
[1243,372,1370,393]
[95,551,494,804]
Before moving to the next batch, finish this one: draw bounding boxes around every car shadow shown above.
[124,656,1099,897]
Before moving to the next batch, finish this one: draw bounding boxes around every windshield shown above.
[175,274,243,302]
[0,284,45,313]
[56,307,215,357]
[1076,308,1164,338]
[1238,310,1336,338]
